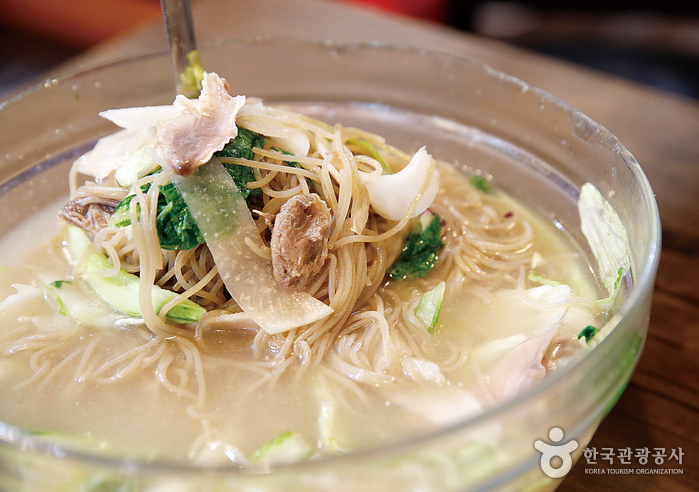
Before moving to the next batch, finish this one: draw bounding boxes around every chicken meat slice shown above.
[156,72,245,176]
[271,194,332,290]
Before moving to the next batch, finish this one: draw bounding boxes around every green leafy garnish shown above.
[388,213,444,280]
[215,128,265,202]
[470,175,493,194]
[216,127,265,161]
[109,180,204,251]
[155,182,205,250]
[578,325,600,343]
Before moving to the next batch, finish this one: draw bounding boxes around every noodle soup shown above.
[0,40,658,492]
[0,76,607,465]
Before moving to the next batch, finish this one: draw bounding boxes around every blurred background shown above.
[1,0,697,99]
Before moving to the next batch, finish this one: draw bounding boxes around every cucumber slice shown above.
[65,226,205,324]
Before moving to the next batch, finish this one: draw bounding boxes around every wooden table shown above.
[23,0,699,489]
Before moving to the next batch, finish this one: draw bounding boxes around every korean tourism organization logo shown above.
[534,427,579,478]
[581,445,684,476]
[535,427,685,478]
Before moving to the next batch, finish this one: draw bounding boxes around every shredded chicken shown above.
[486,331,556,402]
[271,194,332,290]
[156,72,245,176]
[59,197,119,234]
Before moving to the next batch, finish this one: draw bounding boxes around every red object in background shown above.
[0,0,162,48]
[0,0,449,49]
[343,0,449,23]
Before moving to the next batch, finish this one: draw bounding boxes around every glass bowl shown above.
[0,38,660,491]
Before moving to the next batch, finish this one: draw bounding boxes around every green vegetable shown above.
[42,278,133,328]
[250,431,313,465]
[156,182,205,250]
[389,212,444,280]
[20,427,111,452]
[114,147,160,188]
[49,280,72,289]
[66,226,205,324]
[470,175,493,194]
[108,195,134,228]
[527,270,562,287]
[215,127,265,202]
[109,181,205,251]
[42,282,70,316]
[346,137,392,174]
[216,128,265,161]
[414,281,446,333]
[578,325,600,343]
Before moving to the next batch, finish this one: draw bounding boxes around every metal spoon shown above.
[160,0,203,98]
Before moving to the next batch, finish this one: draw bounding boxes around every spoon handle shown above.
[160,0,202,98]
